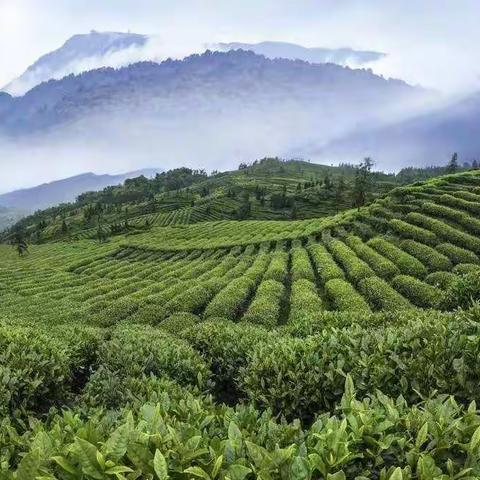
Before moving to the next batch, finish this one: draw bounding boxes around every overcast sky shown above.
[1,0,480,94]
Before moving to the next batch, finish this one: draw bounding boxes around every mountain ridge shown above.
[0,168,161,211]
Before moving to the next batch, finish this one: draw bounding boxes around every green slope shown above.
[1,170,480,478]
[4,158,401,243]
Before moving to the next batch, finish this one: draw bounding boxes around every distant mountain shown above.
[2,32,387,97]
[210,41,386,66]
[0,168,160,212]
[0,50,428,147]
[319,93,480,169]
[3,31,148,96]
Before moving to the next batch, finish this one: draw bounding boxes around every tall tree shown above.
[334,175,347,213]
[353,158,374,211]
[446,152,458,174]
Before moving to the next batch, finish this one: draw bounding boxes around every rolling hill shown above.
[3,158,402,242]
[1,168,480,477]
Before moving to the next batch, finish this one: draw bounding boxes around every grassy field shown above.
[1,170,480,478]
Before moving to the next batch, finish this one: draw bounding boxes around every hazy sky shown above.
[1,0,480,94]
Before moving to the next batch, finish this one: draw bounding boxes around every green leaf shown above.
[245,441,264,465]
[327,471,346,480]
[184,466,212,480]
[228,422,242,442]
[389,467,403,480]
[471,426,480,451]
[212,455,223,479]
[104,424,130,460]
[51,456,77,474]
[105,465,135,474]
[291,457,311,480]
[16,449,41,480]
[227,464,251,480]
[154,449,169,480]
[415,423,428,448]
[72,438,104,480]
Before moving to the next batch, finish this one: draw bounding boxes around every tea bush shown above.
[288,279,323,323]
[324,278,371,312]
[391,275,443,308]
[307,243,345,284]
[436,242,480,265]
[290,246,315,282]
[242,279,285,327]
[358,275,412,311]
[407,212,480,253]
[345,235,399,279]
[368,237,427,278]
[400,239,452,272]
[425,271,458,290]
[389,218,438,245]
[326,239,375,284]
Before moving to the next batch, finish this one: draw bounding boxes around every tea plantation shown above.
[1,170,480,478]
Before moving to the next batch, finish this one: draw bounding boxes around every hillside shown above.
[0,50,432,179]
[1,169,480,477]
[3,158,402,242]
[0,168,160,212]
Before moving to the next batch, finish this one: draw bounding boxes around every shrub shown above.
[443,272,480,310]
[367,237,427,278]
[407,212,480,253]
[324,279,371,313]
[358,276,412,311]
[345,235,399,279]
[241,308,480,421]
[436,242,480,265]
[288,279,323,323]
[204,276,254,320]
[87,297,140,327]
[400,239,452,272]
[163,277,226,317]
[326,239,375,284]
[242,279,285,328]
[452,263,480,275]
[0,324,102,416]
[307,243,345,284]
[129,303,167,324]
[425,271,459,290]
[96,325,210,387]
[290,247,315,282]
[389,218,438,245]
[439,193,480,215]
[159,313,200,334]
[391,274,442,308]
[263,251,289,283]
[422,201,480,236]
[180,320,271,401]
[9,380,480,479]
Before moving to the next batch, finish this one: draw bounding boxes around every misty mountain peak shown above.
[2,31,149,96]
